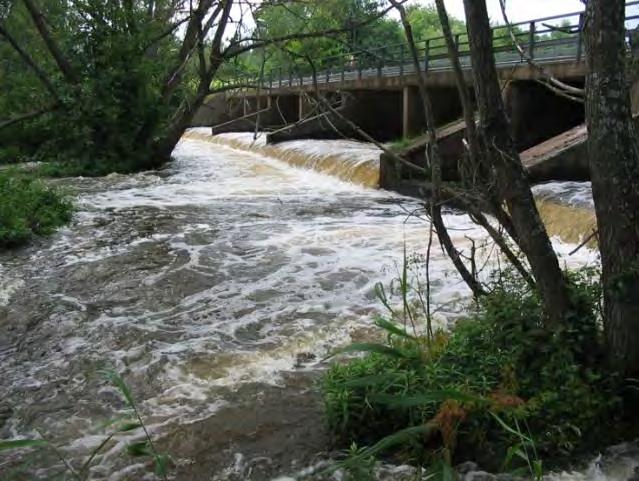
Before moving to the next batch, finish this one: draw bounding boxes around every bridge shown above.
[192,3,639,190]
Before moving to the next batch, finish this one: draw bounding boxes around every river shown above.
[0,134,633,481]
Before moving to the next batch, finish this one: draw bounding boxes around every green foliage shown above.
[321,269,624,471]
[0,0,189,176]
[387,135,421,151]
[0,170,72,248]
[236,0,405,75]
[229,1,467,81]
[405,5,465,43]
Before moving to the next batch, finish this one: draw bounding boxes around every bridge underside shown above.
[191,60,637,187]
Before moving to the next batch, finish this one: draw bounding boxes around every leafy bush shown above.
[321,270,624,470]
[0,170,73,248]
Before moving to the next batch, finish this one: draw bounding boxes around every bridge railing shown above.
[217,1,639,91]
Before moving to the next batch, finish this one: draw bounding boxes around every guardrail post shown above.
[423,39,430,73]
[341,61,345,82]
[288,68,293,87]
[377,47,383,79]
[326,68,330,84]
[528,21,536,60]
[576,13,584,61]
[279,67,282,87]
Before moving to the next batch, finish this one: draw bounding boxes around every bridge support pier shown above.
[402,86,421,139]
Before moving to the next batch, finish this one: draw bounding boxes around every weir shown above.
[186,128,599,246]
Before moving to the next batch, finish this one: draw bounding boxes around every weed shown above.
[321,268,624,472]
[0,170,73,248]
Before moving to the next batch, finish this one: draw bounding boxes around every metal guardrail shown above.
[219,2,639,91]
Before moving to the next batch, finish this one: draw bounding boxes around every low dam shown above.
[187,128,598,247]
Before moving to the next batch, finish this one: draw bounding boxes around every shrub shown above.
[321,270,624,470]
[0,170,73,248]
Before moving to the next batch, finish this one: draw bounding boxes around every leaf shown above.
[325,342,412,361]
[0,439,48,451]
[154,454,170,476]
[370,390,485,407]
[373,316,417,340]
[490,412,534,444]
[359,424,436,459]
[101,369,135,408]
[117,421,142,433]
[374,282,396,316]
[342,373,404,388]
[126,440,152,457]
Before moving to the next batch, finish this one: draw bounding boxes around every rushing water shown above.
[0,134,623,481]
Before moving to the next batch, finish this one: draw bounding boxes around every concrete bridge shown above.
[193,3,639,189]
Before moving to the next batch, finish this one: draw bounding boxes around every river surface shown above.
[0,135,627,481]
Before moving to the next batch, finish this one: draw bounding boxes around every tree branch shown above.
[0,22,59,100]
[22,0,77,83]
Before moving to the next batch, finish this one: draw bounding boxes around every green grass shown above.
[0,170,73,248]
[321,269,629,471]
[387,135,423,151]
[36,158,148,178]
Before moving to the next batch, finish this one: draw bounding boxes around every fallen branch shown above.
[568,229,598,255]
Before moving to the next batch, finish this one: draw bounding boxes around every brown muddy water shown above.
[0,133,628,481]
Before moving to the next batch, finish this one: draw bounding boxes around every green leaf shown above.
[0,439,48,451]
[325,342,412,360]
[154,454,170,476]
[126,440,152,457]
[117,421,142,433]
[342,373,405,388]
[370,390,485,407]
[490,412,534,444]
[373,316,417,340]
[101,369,135,408]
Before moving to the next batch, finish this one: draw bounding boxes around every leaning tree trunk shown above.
[462,0,572,328]
[585,0,639,375]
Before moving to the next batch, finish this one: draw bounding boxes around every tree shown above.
[405,4,464,42]
[241,0,404,75]
[431,0,573,327]
[584,0,639,375]
[0,0,387,174]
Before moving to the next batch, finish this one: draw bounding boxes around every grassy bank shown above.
[0,170,73,248]
[321,270,635,475]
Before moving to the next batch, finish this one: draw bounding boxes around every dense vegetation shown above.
[322,269,633,473]
[0,170,72,247]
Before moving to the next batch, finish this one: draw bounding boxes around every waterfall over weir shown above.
[185,129,382,188]
[186,128,598,247]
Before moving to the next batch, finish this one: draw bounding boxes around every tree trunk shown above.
[462,0,572,327]
[585,0,639,375]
